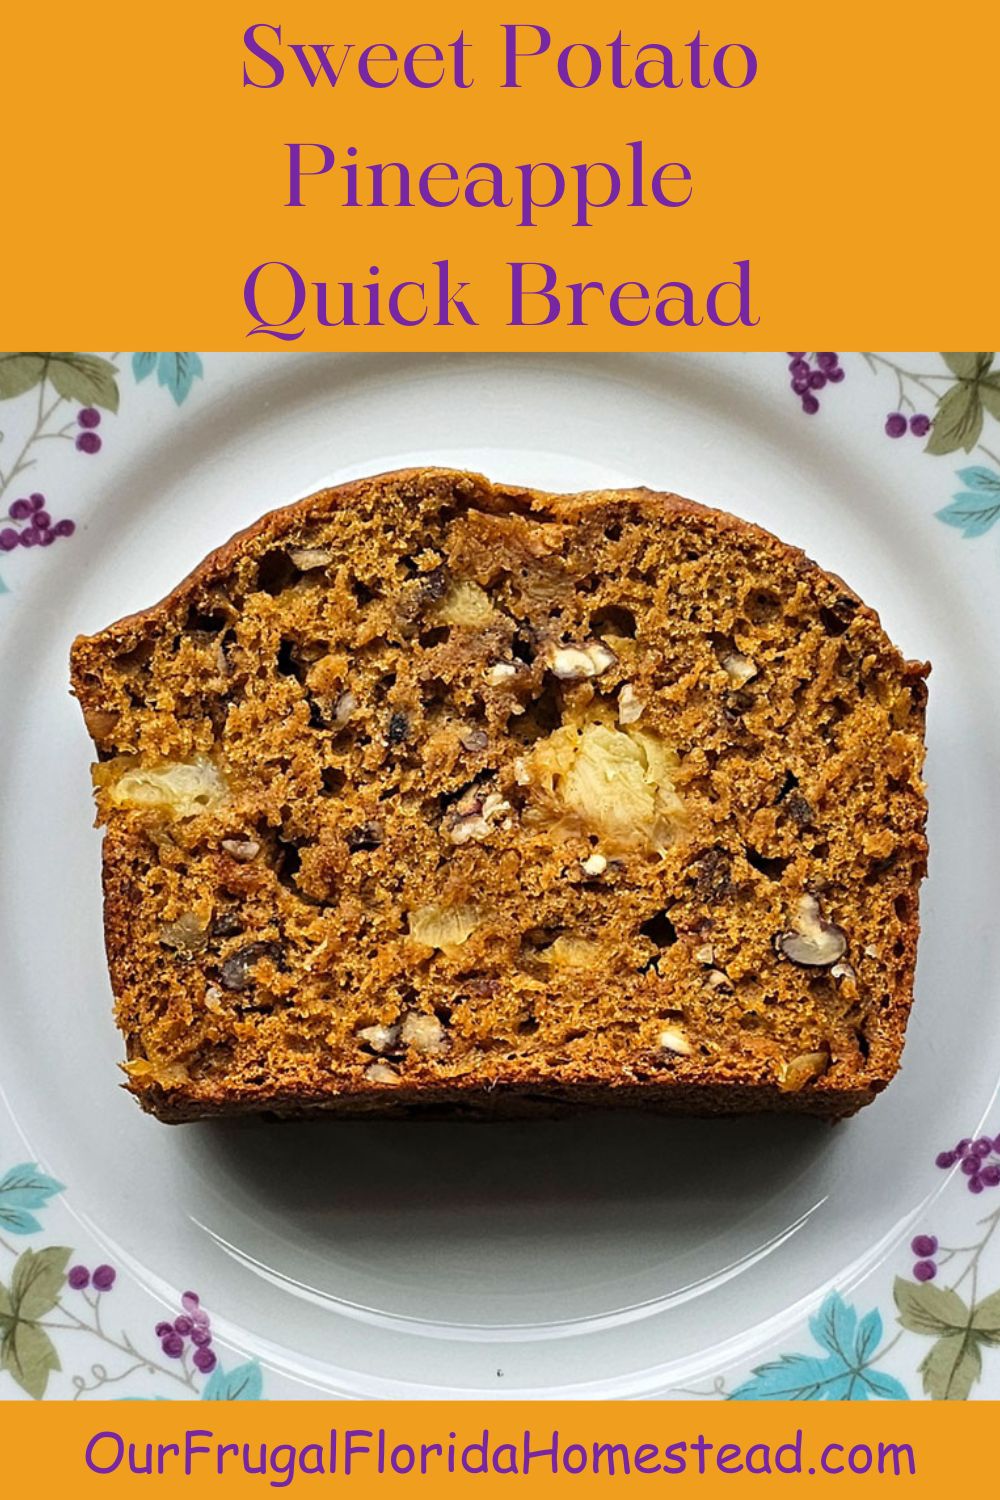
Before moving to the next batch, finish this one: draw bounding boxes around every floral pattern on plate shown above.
[1,351,996,1400]
[783,352,1000,545]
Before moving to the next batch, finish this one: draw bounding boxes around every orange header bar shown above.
[4,0,998,348]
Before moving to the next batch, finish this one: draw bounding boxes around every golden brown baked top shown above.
[70,468,928,1121]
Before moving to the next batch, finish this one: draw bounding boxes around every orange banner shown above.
[0,1399,986,1493]
[4,0,997,348]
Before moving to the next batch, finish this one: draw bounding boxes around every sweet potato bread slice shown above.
[70,468,929,1122]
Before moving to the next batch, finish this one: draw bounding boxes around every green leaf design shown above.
[44,354,119,413]
[979,376,1000,425]
[971,1288,1000,1343]
[0,1319,60,1400]
[0,354,47,400]
[941,353,993,380]
[919,1331,982,1401]
[925,381,984,455]
[894,1276,970,1335]
[10,1247,70,1320]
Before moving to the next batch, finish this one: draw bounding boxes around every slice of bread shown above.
[70,469,929,1122]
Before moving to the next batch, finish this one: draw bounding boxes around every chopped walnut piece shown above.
[618,683,644,724]
[721,652,758,686]
[401,1012,448,1055]
[289,546,334,571]
[778,1050,830,1092]
[777,895,848,967]
[365,1061,401,1085]
[221,837,260,863]
[659,1026,693,1056]
[547,641,617,681]
[357,1022,401,1054]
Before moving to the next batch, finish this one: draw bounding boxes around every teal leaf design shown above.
[730,1291,906,1401]
[0,1164,65,1212]
[0,1207,42,1235]
[157,353,203,405]
[0,1166,64,1235]
[729,1353,840,1401]
[935,468,1000,537]
[43,354,119,412]
[131,352,158,382]
[201,1360,263,1401]
[132,353,203,405]
[863,1369,910,1400]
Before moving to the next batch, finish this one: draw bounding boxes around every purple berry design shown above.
[913,1259,937,1282]
[92,1264,117,1292]
[77,407,102,429]
[911,1234,938,1258]
[1,484,77,563]
[937,1133,1000,1192]
[67,1265,91,1290]
[885,412,908,438]
[75,431,102,455]
[909,413,931,437]
[149,1288,217,1382]
[786,353,846,416]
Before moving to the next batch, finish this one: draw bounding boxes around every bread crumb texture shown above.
[70,469,929,1122]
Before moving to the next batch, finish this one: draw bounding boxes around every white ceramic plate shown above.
[2,350,1000,1403]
